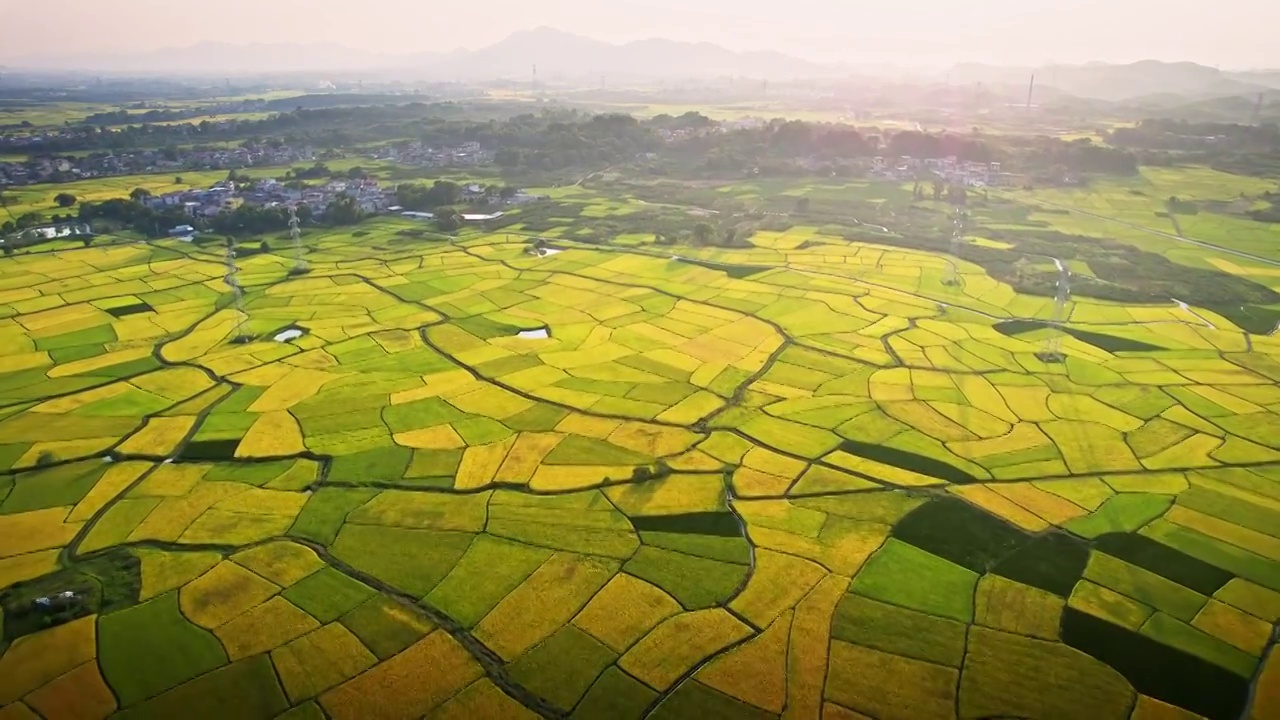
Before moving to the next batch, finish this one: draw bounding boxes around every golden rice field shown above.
[0,216,1276,720]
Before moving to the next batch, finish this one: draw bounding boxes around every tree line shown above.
[7,103,1140,179]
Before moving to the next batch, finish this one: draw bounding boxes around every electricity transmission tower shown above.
[1037,259,1071,363]
[944,205,965,286]
[223,240,251,343]
[288,205,307,275]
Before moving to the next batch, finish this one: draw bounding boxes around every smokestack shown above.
[1026,74,1035,111]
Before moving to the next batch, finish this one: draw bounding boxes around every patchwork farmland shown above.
[1,196,1278,720]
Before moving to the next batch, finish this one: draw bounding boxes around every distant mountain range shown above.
[421,28,832,81]
[950,60,1280,102]
[6,28,831,81]
[8,28,1280,106]
[10,41,402,74]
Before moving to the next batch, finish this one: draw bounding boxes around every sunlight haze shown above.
[2,0,1278,67]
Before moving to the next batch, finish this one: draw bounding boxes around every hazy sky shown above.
[2,0,1277,68]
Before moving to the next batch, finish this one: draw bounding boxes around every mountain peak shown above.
[421,28,830,81]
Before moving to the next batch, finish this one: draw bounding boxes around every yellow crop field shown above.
[179,561,281,629]
[1191,601,1272,656]
[572,573,683,653]
[249,368,341,412]
[951,486,1051,532]
[1165,506,1280,561]
[23,661,117,720]
[826,641,958,719]
[0,550,60,593]
[884,401,977,442]
[455,438,517,490]
[949,423,1056,461]
[214,596,320,660]
[0,507,83,559]
[527,464,637,490]
[118,416,197,457]
[128,482,248,543]
[786,575,850,720]
[214,487,309,516]
[235,411,306,457]
[272,623,379,703]
[394,424,466,449]
[67,461,151,522]
[232,541,325,586]
[137,548,222,601]
[320,631,483,720]
[729,549,827,627]
[608,422,701,457]
[180,509,296,544]
[0,616,97,705]
[429,679,540,720]
[990,483,1090,525]
[1042,421,1142,474]
[494,433,564,483]
[733,467,795,496]
[1048,394,1144,432]
[4,168,1280,720]
[742,447,806,478]
[473,553,619,661]
[697,611,792,713]
[159,310,241,363]
[619,608,753,690]
[605,473,725,516]
[47,347,153,378]
[447,385,534,419]
[973,575,1064,641]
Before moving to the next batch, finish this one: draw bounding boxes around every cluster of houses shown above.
[244,178,392,214]
[393,183,547,223]
[367,141,493,168]
[870,156,1022,187]
[145,177,396,220]
[0,140,499,189]
[0,145,319,187]
[0,221,92,246]
[146,178,548,239]
[145,182,242,219]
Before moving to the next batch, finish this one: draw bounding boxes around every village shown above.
[0,140,496,187]
[870,155,1023,187]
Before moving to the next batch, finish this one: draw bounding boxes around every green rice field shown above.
[0,174,1277,720]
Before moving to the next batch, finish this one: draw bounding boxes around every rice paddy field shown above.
[0,179,1278,720]
[1012,167,1280,263]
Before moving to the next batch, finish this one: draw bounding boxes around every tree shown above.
[692,222,714,246]
[54,193,77,208]
[322,194,361,226]
[494,148,522,167]
[174,176,183,184]
[424,180,462,208]
[395,180,463,211]
[435,207,463,233]
[130,187,152,203]
[794,197,811,213]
